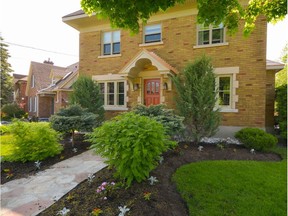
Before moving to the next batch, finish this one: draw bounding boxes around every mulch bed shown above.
[34,142,282,216]
[1,136,91,185]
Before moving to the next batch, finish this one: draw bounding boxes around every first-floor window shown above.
[99,81,125,107]
[29,97,32,112]
[34,96,37,112]
[215,75,232,107]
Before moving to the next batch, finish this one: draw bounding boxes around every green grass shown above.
[0,134,15,157]
[173,151,287,216]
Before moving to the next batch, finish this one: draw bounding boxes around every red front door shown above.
[144,79,160,106]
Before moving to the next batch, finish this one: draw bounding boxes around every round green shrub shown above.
[133,104,185,137]
[87,112,177,186]
[235,128,278,152]
[5,121,63,162]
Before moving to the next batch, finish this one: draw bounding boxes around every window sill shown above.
[98,54,122,59]
[104,106,128,111]
[139,41,164,47]
[218,108,238,113]
[193,42,229,49]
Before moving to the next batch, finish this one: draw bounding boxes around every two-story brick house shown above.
[26,61,78,119]
[63,0,283,136]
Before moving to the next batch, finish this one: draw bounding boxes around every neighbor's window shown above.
[144,24,162,43]
[198,23,224,45]
[99,81,125,107]
[216,75,231,107]
[29,97,32,112]
[31,74,35,88]
[102,31,121,55]
[34,96,37,112]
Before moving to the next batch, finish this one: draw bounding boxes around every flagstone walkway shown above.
[0,150,106,216]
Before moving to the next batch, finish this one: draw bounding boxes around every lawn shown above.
[173,153,287,216]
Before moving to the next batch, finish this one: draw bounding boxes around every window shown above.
[144,24,161,43]
[29,97,32,112]
[197,23,224,45]
[31,74,35,88]
[34,96,37,112]
[99,81,125,108]
[216,76,231,106]
[102,31,120,55]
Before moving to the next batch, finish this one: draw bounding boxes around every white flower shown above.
[72,148,78,153]
[198,146,204,151]
[159,156,164,164]
[148,176,159,185]
[57,207,70,215]
[118,205,130,216]
[250,149,255,154]
[34,161,41,169]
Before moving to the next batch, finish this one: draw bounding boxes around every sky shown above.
[1,0,287,75]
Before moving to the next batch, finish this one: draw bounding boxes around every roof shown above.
[13,74,27,84]
[39,62,79,93]
[266,59,285,70]
[62,9,85,19]
[26,62,66,94]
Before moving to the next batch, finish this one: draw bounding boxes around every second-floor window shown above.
[102,31,121,55]
[197,23,224,45]
[144,24,162,43]
[31,74,35,88]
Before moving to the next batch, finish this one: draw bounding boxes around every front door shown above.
[144,79,160,106]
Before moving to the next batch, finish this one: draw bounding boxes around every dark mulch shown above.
[1,136,91,185]
[37,142,282,216]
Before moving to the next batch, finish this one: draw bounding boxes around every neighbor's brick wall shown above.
[38,97,53,118]
[265,70,277,128]
[79,15,268,128]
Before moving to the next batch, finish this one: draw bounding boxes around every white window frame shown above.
[143,24,162,44]
[29,97,32,112]
[102,30,121,56]
[33,96,37,112]
[194,23,228,48]
[31,74,35,88]
[215,75,232,108]
[214,67,239,112]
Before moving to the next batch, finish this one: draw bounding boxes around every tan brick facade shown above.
[65,4,276,132]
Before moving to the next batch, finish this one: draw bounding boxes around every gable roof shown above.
[26,61,66,95]
[119,49,178,78]
[13,74,27,84]
[39,62,79,94]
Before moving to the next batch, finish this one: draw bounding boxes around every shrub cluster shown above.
[133,104,185,137]
[4,121,63,162]
[275,84,287,139]
[235,128,278,152]
[87,112,176,186]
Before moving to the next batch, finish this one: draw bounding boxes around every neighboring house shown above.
[25,61,79,119]
[62,1,284,136]
[39,62,79,114]
[13,74,28,112]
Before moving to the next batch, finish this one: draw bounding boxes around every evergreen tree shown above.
[0,36,13,106]
[172,55,220,144]
[50,104,98,147]
[69,75,105,124]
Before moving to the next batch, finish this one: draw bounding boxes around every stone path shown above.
[0,150,106,216]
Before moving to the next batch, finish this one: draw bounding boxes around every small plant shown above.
[148,176,159,185]
[143,192,152,200]
[235,128,278,152]
[216,143,225,150]
[158,156,164,164]
[96,181,117,199]
[72,148,78,153]
[91,208,103,216]
[57,207,70,216]
[198,146,204,151]
[118,205,130,216]
[87,173,95,185]
[6,172,14,179]
[60,155,65,160]
[3,168,11,173]
[35,160,41,170]
[250,149,255,154]
[66,194,74,201]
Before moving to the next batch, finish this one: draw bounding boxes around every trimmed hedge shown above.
[235,128,277,152]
